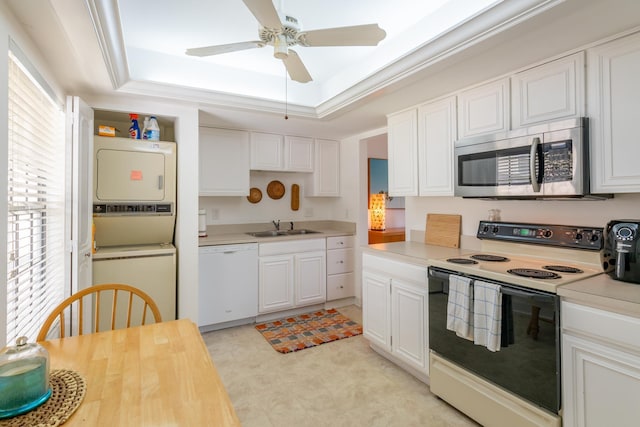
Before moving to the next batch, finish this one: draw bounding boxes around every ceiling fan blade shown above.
[298,23,386,47]
[282,49,312,83]
[242,0,281,29]
[185,41,264,57]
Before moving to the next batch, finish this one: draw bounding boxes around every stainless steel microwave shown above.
[454,117,603,199]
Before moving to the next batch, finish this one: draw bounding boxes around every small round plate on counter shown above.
[247,187,262,203]
[267,180,285,199]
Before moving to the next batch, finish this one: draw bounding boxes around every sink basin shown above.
[282,229,320,235]
[246,229,320,238]
[247,230,283,237]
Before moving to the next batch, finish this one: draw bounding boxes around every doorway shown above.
[364,134,405,244]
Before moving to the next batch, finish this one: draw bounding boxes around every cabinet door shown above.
[562,333,640,427]
[198,128,250,196]
[391,280,428,373]
[387,109,418,196]
[284,136,314,172]
[306,139,340,197]
[588,32,640,193]
[417,96,456,196]
[295,251,326,306]
[362,271,391,351]
[258,255,294,313]
[512,52,584,128]
[457,77,509,139]
[250,132,283,171]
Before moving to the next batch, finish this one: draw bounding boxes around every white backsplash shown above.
[199,171,338,225]
[405,193,640,237]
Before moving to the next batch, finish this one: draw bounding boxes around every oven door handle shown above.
[501,287,552,299]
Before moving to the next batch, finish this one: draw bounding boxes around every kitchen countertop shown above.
[198,221,355,246]
[364,239,640,318]
[362,241,468,267]
[558,274,640,318]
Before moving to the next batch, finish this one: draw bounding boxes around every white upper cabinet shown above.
[199,127,250,196]
[417,96,457,196]
[512,52,585,128]
[250,132,314,172]
[587,31,640,193]
[250,132,283,170]
[306,139,340,197]
[284,136,314,172]
[457,77,509,139]
[387,109,418,196]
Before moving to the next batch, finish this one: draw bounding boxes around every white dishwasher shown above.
[198,243,258,331]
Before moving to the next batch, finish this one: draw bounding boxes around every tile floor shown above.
[202,305,478,427]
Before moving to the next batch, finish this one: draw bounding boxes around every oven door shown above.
[428,267,561,414]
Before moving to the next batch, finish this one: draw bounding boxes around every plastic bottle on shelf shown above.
[147,116,160,141]
[128,113,140,139]
[142,116,150,140]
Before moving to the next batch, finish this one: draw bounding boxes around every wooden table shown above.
[40,319,240,426]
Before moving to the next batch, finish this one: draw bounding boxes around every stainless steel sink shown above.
[246,229,319,238]
[282,229,320,235]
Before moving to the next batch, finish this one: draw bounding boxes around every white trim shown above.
[86,0,564,118]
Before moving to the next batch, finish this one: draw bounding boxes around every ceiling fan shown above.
[185,0,387,83]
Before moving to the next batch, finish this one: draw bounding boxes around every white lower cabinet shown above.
[258,239,326,314]
[561,301,640,427]
[362,253,428,375]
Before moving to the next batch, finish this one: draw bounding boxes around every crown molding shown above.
[87,0,564,120]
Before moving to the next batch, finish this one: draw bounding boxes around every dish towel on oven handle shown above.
[473,280,502,352]
[446,274,474,341]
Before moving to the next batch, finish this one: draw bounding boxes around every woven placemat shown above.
[0,369,86,427]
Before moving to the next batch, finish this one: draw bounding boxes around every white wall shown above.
[199,171,338,225]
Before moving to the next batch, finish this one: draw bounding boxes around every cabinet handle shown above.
[337,260,344,264]
[339,285,344,289]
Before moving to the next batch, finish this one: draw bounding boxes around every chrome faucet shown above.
[272,220,280,231]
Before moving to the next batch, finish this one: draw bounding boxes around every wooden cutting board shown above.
[425,214,461,248]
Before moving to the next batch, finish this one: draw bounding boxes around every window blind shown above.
[6,51,66,343]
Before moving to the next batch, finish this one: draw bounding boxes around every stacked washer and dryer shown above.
[91,136,177,326]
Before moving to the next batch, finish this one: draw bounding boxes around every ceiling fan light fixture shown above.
[273,34,288,59]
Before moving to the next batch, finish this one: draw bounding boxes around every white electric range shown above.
[428,220,605,427]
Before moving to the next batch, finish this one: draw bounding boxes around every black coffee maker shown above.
[602,220,640,284]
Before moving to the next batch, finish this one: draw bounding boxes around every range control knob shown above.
[492,226,499,233]
[482,225,490,233]
[542,229,553,238]
[575,233,583,241]
[591,233,600,242]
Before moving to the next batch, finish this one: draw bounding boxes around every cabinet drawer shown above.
[327,273,354,300]
[327,235,354,250]
[327,248,354,274]
[363,253,427,285]
[562,301,640,351]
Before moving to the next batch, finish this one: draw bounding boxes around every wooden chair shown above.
[37,283,162,341]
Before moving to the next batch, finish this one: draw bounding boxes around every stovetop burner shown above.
[470,254,510,262]
[507,268,561,279]
[446,258,479,265]
[543,265,584,274]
